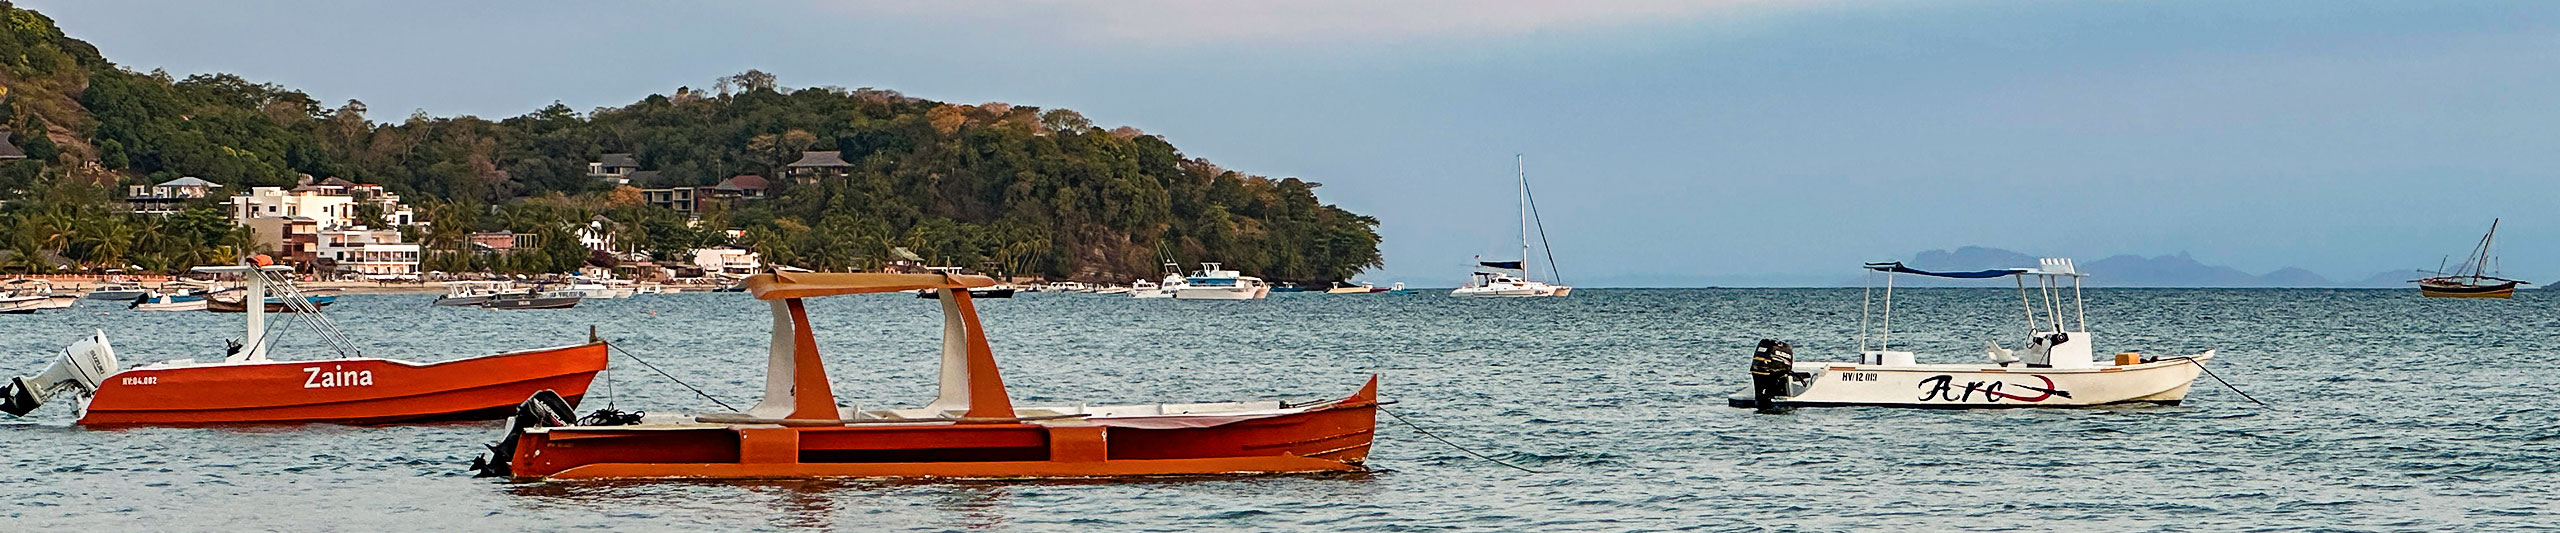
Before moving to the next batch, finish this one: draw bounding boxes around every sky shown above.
[23,0,2560,286]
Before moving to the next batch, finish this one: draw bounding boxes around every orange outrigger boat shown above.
[2,263,607,425]
[477,271,1379,480]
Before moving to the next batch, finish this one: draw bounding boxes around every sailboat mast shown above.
[2475,218,2500,279]
[1517,154,1530,280]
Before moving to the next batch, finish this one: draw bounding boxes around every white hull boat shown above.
[1,281,76,314]
[1173,263,1268,300]
[1450,277,1568,298]
[1735,258,2220,410]
[1453,155,1570,298]
[1131,263,1183,299]
[131,292,208,312]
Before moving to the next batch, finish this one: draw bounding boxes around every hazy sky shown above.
[25,1,2560,286]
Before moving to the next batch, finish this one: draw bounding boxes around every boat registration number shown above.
[120,376,157,386]
[1838,372,1878,382]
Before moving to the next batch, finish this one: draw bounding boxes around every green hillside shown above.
[0,2,1381,282]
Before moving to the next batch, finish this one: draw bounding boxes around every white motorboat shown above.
[1453,155,1570,298]
[433,281,512,307]
[1732,258,2216,410]
[1173,262,1269,300]
[1326,281,1405,294]
[562,277,634,299]
[85,280,149,300]
[1132,262,1183,299]
[1,280,77,314]
[130,282,212,312]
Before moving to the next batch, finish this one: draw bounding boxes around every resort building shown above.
[693,246,762,275]
[125,177,222,215]
[784,150,852,183]
[314,228,421,278]
[0,130,26,161]
[229,177,416,230]
[240,216,324,266]
[590,153,644,185]
[468,231,522,253]
[230,176,418,271]
[643,175,768,216]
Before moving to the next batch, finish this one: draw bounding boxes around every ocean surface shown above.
[1,288,2554,531]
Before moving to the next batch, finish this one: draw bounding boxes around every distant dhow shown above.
[2415,218,2528,299]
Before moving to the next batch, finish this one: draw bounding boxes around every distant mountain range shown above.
[1874,246,2423,288]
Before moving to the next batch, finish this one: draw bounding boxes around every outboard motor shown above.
[472,389,577,478]
[1748,339,1796,410]
[1,331,118,417]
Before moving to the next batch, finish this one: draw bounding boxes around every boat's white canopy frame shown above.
[1860,258,2089,354]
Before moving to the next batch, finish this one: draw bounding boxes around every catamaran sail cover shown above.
[747,272,996,299]
[1862,262,2028,279]
[1478,260,1524,270]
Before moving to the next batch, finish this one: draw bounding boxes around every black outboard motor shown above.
[471,389,577,478]
[1748,339,1796,410]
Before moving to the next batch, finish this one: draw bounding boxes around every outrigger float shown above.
[1732,258,2214,409]
[475,271,1379,481]
[1,260,607,425]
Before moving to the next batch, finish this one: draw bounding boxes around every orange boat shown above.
[2,263,607,426]
[477,271,1378,481]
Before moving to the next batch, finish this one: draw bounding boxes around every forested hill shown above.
[0,2,1382,282]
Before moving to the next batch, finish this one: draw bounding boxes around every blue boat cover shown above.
[1862,262,2027,279]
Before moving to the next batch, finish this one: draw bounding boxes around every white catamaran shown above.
[1453,155,1570,298]
[1732,258,2215,409]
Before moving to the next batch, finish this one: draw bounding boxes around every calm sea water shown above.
[1,289,2554,531]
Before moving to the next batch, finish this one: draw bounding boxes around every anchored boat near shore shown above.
[2415,218,2528,299]
[0,260,607,425]
[1733,258,2214,410]
[1454,155,1569,298]
[474,271,1378,481]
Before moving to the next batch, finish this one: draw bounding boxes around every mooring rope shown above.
[1381,407,1546,474]
[603,339,740,412]
[2166,356,2267,406]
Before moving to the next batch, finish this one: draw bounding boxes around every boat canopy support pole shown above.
[2016,275,2036,338]
[1880,271,1894,351]
[2073,277,2087,332]
[236,268,268,363]
[747,298,838,419]
[1858,269,1872,354]
[925,288,1016,418]
[949,290,1015,418]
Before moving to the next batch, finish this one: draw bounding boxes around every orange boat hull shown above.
[506,379,1378,480]
[79,343,607,426]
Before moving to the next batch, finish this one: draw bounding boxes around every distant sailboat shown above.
[1454,155,1570,298]
[2416,218,2528,298]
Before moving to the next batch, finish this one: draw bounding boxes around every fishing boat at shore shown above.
[207,286,339,313]
[2416,219,2528,298]
[1453,155,1570,298]
[0,280,78,314]
[473,271,1378,481]
[483,285,585,310]
[130,291,207,312]
[0,260,607,425]
[1132,262,1183,299]
[1731,258,2214,410]
[1326,281,1404,294]
[432,281,510,307]
[84,279,149,300]
[1174,263,1270,300]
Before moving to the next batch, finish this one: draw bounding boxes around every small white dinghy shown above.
[1732,258,2215,410]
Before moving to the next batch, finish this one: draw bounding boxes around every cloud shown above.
[841,0,1779,46]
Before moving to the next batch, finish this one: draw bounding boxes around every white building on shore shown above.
[693,247,761,275]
